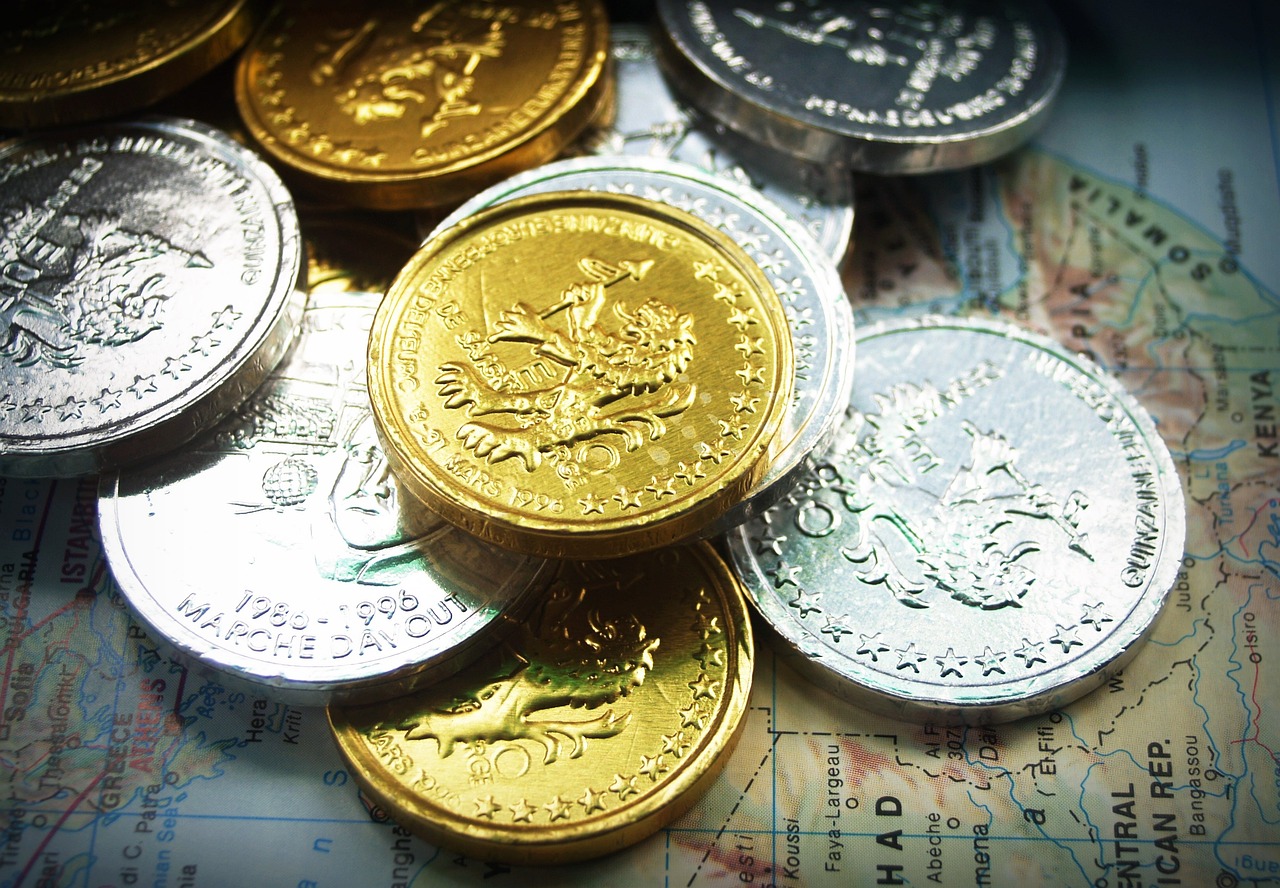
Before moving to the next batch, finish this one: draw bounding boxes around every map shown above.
[3,1,1279,885]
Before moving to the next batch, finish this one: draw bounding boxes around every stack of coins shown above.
[653,0,1068,174]
[1,0,1190,867]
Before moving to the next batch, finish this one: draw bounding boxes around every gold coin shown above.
[367,191,795,558]
[327,543,753,864]
[235,1,612,209]
[0,3,258,128]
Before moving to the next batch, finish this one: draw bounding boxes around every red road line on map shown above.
[1230,659,1278,764]
[0,554,103,699]
[0,482,60,715]
[1233,498,1278,558]
[11,770,106,888]
[12,597,81,649]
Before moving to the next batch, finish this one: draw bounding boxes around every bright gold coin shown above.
[235,1,611,209]
[368,191,794,558]
[327,543,753,864]
[0,2,258,128]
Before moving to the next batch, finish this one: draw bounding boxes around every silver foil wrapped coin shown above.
[728,317,1185,723]
[655,0,1067,173]
[0,117,305,476]
[432,155,856,535]
[99,291,556,706]
[576,24,854,263]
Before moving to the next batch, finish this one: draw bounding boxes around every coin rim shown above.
[0,2,259,128]
[233,1,613,209]
[654,0,1067,173]
[728,315,1186,724]
[327,542,755,864]
[369,189,795,558]
[0,116,305,477]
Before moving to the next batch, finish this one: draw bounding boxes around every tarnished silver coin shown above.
[0,118,305,477]
[728,317,1185,723]
[433,155,855,534]
[655,0,1067,173]
[99,291,555,706]
[575,24,854,263]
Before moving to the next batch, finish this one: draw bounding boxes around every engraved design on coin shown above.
[0,157,212,369]
[830,362,1094,611]
[734,3,999,110]
[435,256,698,486]
[213,371,449,595]
[312,12,507,139]
[685,0,1038,132]
[386,569,725,826]
[574,25,853,261]
[727,317,1184,721]
[99,293,554,704]
[328,543,750,861]
[258,27,389,170]
[243,1,607,200]
[375,192,792,557]
[426,156,850,536]
[401,582,657,765]
[0,119,304,476]
[658,0,1064,172]
[576,179,816,414]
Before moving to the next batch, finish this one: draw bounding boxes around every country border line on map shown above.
[1036,145,1280,308]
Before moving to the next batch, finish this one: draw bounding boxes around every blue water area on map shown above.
[1173,440,1248,461]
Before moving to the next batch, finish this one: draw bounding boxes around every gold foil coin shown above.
[234,1,612,209]
[367,191,795,558]
[327,543,754,864]
[0,2,258,128]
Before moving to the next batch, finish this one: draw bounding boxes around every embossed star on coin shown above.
[729,317,1186,723]
[99,292,554,705]
[0,118,304,477]
[0,2,259,127]
[327,544,753,865]
[369,191,794,558]
[235,1,611,208]
[655,0,1067,173]
[426,155,854,538]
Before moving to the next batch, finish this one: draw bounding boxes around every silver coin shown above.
[655,0,1067,173]
[574,24,854,262]
[727,317,1185,723]
[432,155,856,534]
[99,291,556,706]
[0,117,305,476]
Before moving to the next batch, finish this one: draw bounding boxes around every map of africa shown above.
[2,1,1278,886]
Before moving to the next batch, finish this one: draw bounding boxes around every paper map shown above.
[3,1,1279,886]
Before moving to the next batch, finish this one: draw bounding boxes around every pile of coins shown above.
[1,0,1186,866]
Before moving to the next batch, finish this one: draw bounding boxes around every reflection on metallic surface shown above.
[729,316,1185,723]
[328,543,754,864]
[370,190,794,557]
[235,0,613,208]
[0,117,304,477]
[99,291,553,706]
